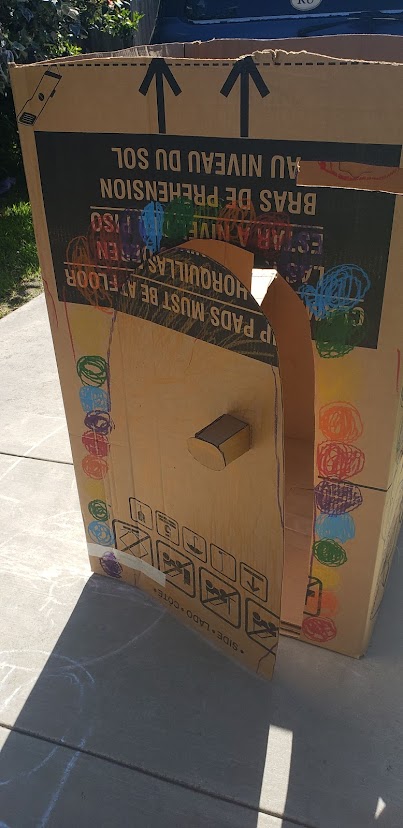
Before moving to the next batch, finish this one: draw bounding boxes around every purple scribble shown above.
[100,552,122,579]
[84,410,113,435]
[314,479,363,515]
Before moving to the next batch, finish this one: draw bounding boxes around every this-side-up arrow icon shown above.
[220,56,270,138]
[139,58,182,134]
[247,575,261,593]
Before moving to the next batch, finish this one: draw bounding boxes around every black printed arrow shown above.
[247,575,261,593]
[139,58,182,134]
[220,56,270,138]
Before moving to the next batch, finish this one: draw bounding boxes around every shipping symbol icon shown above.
[199,568,241,628]
[129,497,153,530]
[240,563,268,602]
[113,519,153,564]
[156,510,179,545]
[245,599,279,653]
[156,541,195,597]
[183,527,207,562]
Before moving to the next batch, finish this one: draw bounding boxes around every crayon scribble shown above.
[82,455,108,479]
[42,275,58,327]
[216,201,256,247]
[315,513,356,543]
[314,308,367,358]
[318,160,395,182]
[319,401,363,442]
[299,264,370,320]
[314,479,363,515]
[79,387,110,413]
[82,430,110,457]
[320,590,339,617]
[66,234,114,311]
[317,441,365,480]
[88,521,114,546]
[62,287,76,360]
[84,410,113,435]
[76,355,108,387]
[100,551,122,578]
[139,201,164,253]
[118,209,143,263]
[313,538,347,567]
[302,615,337,643]
[163,197,194,241]
[88,499,109,521]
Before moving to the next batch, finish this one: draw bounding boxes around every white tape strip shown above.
[88,543,166,586]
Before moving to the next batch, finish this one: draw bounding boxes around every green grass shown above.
[0,180,42,318]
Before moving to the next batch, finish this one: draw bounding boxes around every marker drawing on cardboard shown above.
[10,36,403,678]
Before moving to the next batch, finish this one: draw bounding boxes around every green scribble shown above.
[315,308,367,359]
[88,499,109,521]
[76,355,108,386]
[313,538,347,567]
[163,197,194,240]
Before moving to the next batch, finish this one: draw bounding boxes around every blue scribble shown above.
[79,386,110,413]
[299,264,370,320]
[139,201,164,253]
[88,521,114,546]
[315,513,355,542]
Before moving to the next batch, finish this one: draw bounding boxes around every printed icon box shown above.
[11,34,403,679]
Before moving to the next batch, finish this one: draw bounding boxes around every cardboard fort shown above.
[11,35,403,679]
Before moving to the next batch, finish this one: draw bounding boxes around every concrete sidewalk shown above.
[0,294,402,828]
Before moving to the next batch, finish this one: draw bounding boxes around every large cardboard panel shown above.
[11,37,403,672]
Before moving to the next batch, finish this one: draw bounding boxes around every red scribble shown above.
[317,441,365,480]
[318,161,396,182]
[319,402,363,443]
[42,276,58,327]
[397,349,401,393]
[302,615,337,643]
[249,211,292,252]
[62,287,76,361]
[82,455,108,479]
[82,430,109,457]
[88,222,127,291]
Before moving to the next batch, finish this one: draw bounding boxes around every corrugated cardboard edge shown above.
[10,34,403,69]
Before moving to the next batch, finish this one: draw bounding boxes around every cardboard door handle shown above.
[188,414,251,471]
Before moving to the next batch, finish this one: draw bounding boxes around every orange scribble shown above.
[320,590,339,618]
[66,234,114,315]
[319,402,363,443]
[82,454,108,479]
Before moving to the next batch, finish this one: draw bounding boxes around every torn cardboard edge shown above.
[298,160,403,195]
[12,35,403,68]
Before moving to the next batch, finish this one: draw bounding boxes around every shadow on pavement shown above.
[0,547,402,827]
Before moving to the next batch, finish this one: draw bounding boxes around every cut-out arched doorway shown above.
[182,240,315,633]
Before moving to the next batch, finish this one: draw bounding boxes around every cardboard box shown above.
[11,35,403,679]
